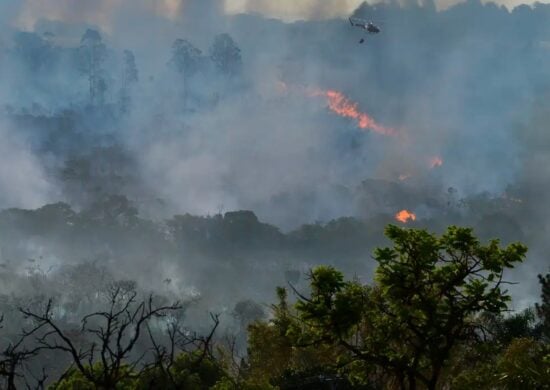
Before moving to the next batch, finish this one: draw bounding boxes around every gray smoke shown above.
[0,0,548,312]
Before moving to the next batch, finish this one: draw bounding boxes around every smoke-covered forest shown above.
[0,0,549,388]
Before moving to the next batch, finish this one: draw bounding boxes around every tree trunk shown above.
[7,364,16,390]
[182,72,188,110]
[408,373,417,390]
[427,365,441,390]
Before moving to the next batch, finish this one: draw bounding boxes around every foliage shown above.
[51,352,231,390]
[451,338,550,389]
[282,225,527,389]
[136,351,228,390]
[78,29,108,105]
[245,287,372,389]
[0,223,545,388]
[497,338,550,389]
[169,39,203,77]
[51,364,136,390]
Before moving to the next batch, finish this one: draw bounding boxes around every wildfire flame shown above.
[395,209,416,223]
[398,174,411,181]
[311,89,396,136]
[429,156,443,168]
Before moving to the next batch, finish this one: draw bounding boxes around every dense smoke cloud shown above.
[0,0,549,314]
[226,0,364,20]
[6,0,545,31]
[0,121,58,209]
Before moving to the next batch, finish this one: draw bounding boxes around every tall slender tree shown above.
[119,49,138,112]
[78,29,107,105]
[169,39,202,109]
[209,33,242,77]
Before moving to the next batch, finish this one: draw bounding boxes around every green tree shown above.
[78,29,108,105]
[51,364,136,390]
[495,337,550,389]
[290,225,527,390]
[451,337,550,389]
[136,351,227,390]
[246,288,359,389]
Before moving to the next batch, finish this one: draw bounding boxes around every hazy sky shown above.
[226,0,547,19]
[7,0,549,30]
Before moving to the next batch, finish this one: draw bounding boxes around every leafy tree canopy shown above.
[283,225,527,389]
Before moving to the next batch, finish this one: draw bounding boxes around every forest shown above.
[0,223,548,389]
[0,0,550,387]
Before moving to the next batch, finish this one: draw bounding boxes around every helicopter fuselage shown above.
[365,24,380,33]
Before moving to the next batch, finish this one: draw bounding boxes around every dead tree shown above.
[143,313,221,389]
[0,315,45,390]
[20,286,182,389]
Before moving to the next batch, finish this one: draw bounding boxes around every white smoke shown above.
[0,121,58,209]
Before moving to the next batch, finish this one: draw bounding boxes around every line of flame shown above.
[310,88,396,136]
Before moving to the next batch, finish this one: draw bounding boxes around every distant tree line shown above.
[7,28,242,112]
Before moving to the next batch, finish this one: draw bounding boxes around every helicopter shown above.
[349,17,381,43]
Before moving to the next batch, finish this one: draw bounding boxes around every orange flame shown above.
[395,209,416,223]
[311,89,395,136]
[429,156,443,168]
[398,174,411,181]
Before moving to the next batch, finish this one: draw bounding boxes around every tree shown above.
[245,288,354,389]
[289,225,527,390]
[21,285,182,389]
[447,306,547,389]
[119,50,138,112]
[122,50,138,86]
[209,34,242,77]
[537,272,550,339]
[82,195,139,228]
[495,337,550,389]
[450,337,550,389]
[78,29,108,105]
[138,314,227,390]
[232,300,265,331]
[0,315,46,390]
[12,32,54,73]
[169,39,202,108]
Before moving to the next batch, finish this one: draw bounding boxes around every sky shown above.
[5,0,550,31]
[226,0,550,17]
[224,0,527,17]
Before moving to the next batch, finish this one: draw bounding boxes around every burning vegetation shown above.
[311,88,396,136]
[395,209,417,223]
[0,1,548,388]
